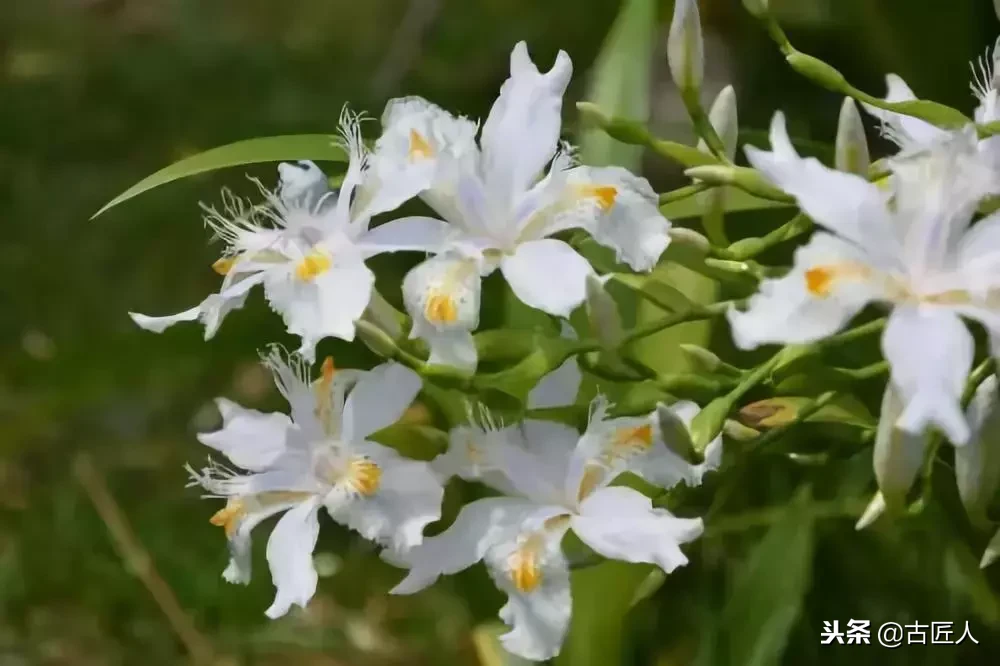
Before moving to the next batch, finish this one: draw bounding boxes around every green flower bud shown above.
[679,343,742,377]
[835,97,870,176]
[683,165,793,202]
[956,376,1000,524]
[354,319,401,360]
[873,386,930,510]
[855,492,885,531]
[361,288,403,340]
[585,274,623,349]
[981,528,1000,569]
[742,0,769,17]
[688,396,731,453]
[668,0,704,93]
[785,51,847,91]
[701,84,739,161]
[723,418,760,442]
[666,227,712,254]
[656,402,697,462]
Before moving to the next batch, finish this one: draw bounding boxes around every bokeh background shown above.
[3,0,1000,664]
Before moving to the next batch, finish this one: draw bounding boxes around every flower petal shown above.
[403,253,482,370]
[390,497,543,594]
[130,286,253,340]
[873,384,931,508]
[727,232,881,350]
[358,216,452,257]
[343,363,423,442]
[221,497,303,585]
[485,431,566,506]
[481,41,572,204]
[500,239,592,318]
[573,486,703,572]
[527,359,581,410]
[745,112,895,250]
[330,441,444,555]
[264,498,322,619]
[197,398,293,471]
[562,166,670,272]
[484,520,572,661]
[882,306,973,444]
[957,376,1000,518]
[264,257,375,362]
[861,74,947,150]
[368,96,480,223]
[519,419,581,488]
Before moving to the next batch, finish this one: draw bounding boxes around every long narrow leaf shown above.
[92,134,347,218]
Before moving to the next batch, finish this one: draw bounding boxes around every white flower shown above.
[391,398,703,661]
[371,41,670,371]
[730,112,1000,445]
[188,348,443,619]
[863,40,1000,169]
[130,109,449,361]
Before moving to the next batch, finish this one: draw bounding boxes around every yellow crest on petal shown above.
[409,129,434,161]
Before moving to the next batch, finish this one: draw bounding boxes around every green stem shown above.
[619,299,740,347]
[658,182,712,205]
[725,213,813,260]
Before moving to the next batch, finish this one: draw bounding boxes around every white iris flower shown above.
[391,397,704,661]
[863,39,1000,169]
[188,348,443,619]
[729,112,1000,445]
[368,41,670,370]
[131,109,449,361]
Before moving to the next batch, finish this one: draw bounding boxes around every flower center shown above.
[345,457,382,496]
[295,248,333,282]
[409,129,434,161]
[425,293,458,324]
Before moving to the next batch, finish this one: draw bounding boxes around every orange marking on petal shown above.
[295,249,332,282]
[209,499,245,539]
[212,257,236,276]
[508,544,543,593]
[408,129,434,161]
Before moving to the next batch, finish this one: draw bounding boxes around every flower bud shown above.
[982,528,1000,569]
[656,402,697,462]
[355,319,401,360]
[723,418,759,441]
[680,344,742,378]
[666,227,712,254]
[956,376,1000,523]
[855,492,885,531]
[835,97,870,176]
[873,385,930,510]
[742,0,769,18]
[994,0,1000,22]
[585,274,623,349]
[738,397,801,429]
[683,165,792,202]
[688,396,730,453]
[668,0,704,93]
[785,52,848,91]
[699,85,739,161]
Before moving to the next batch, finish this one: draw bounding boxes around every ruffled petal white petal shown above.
[500,239,592,318]
[264,498,322,618]
[197,399,293,471]
[882,307,973,444]
[572,486,703,572]
[343,363,422,442]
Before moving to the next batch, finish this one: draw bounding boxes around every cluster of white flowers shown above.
[130,41,717,660]
[121,0,1000,659]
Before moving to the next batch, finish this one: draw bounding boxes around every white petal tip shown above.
[855,493,886,531]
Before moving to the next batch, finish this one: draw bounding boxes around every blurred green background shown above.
[3,0,1000,664]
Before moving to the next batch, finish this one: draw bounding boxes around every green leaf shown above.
[471,624,536,666]
[92,134,347,218]
[556,561,653,666]
[720,489,815,666]
[577,0,656,171]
